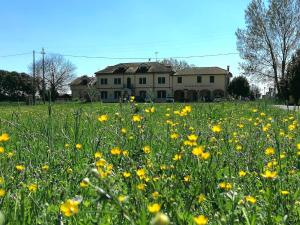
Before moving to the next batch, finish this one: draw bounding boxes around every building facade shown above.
[70,62,232,102]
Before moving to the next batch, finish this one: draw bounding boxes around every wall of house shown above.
[70,86,89,99]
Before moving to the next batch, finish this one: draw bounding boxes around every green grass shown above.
[0,101,299,225]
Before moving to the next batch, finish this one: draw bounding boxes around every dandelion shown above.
[132,114,142,122]
[265,147,275,156]
[28,184,38,193]
[94,152,102,158]
[143,145,151,154]
[60,199,80,217]
[281,190,289,195]
[16,165,25,171]
[118,195,127,203]
[75,144,82,150]
[0,189,5,197]
[200,152,210,160]
[150,212,170,225]
[98,114,108,122]
[136,168,146,178]
[148,203,161,213]
[121,128,127,134]
[261,170,277,179]
[0,133,9,142]
[80,178,90,188]
[137,183,146,191]
[0,147,4,154]
[239,170,247,177]
[96,158,106,167]
[65,143,70,148]
[219,182,232,191]
[111,147,121,155]
[122,150,129,156]
[245,195,256,204]
[297,143,300,150]
[235,144,243,151]
[187,134,198,142]
[197,194,206,203]
[172,154,182,161]
[123,171,131,178]
[7,152,14,158]
[212,125,222,133]
[192,146,204,156]
[170,133,179,139]
[193,215,208,225]
[42,165,49,171]
[184,175,191,182]
[152,191,159,199]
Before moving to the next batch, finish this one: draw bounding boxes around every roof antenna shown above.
[155,52,159,62]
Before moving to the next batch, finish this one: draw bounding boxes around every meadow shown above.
[0,101,299,225]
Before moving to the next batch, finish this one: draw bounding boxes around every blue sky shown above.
[0,0,250,78]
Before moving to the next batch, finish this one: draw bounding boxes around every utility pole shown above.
[32,50,36,105]
[41,48,46,104]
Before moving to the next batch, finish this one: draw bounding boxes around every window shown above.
[197,76,202,83]
[177,77,182,84]
[101,78,107,85]
[114,91,121,99]
[114,78,121,85]
[100,91,107,99]
[210,76,215,83]
[139,77,146,84]
[157,90,166,99]
[158,77,165,84]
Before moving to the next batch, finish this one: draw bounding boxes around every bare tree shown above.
[236,0,300,96]
[160,58,194,72]
[31,54,76,97]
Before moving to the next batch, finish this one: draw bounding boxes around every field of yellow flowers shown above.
[0,101,299,225]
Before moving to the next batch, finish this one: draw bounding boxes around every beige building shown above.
[70,62,232,102]
[70,75,96,100]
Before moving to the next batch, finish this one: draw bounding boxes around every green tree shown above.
[228,76,250,98]
[236,0,300,97]
[287,49,300,104]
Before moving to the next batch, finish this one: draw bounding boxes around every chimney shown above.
[227,65,230,72]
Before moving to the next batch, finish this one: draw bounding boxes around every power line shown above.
[0,52,32,58]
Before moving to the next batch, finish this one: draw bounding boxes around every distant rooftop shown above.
[174,67,231,76]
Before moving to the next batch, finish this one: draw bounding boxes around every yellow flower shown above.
[297,143,300,150]
[0,189,5,197]
[122,150,129,156]
[265,147,275,156]
[0,133,10,142]
[94,152,102,158]
[245,195,256,204]
[281,190,289,195]
[28,184,38,193]
[67,168,73,174]
[111,147,121,155]
[80,178,90,188]
[170,133,179,139]
[148,203,161,213]
[150,212,170,225]
[197,194,206,203]
[187,134,198,142]
[200,152,210,160]
[239,170,247,177]
[136,168,146,178]
[65,143,70,148]
[7,152,14,158]
[235,144,243,151]
[137,183,146,191]
[16,165,25,171]
[143,146,151,154]
[98,114,108,122]
[118,195,127,203]
[212,125,222,133]
[192,146,204,156]
[123,172,131,178]
[0,147,4,154]
[152,191,159,199]
[288,124,296,131]
[96,158,106,167]
[184,175,191,182]
[121,128,127,134]
[261,170,277,179]
[42,165,49,171]
[172,154,182,161]
[75,144,82,150]
[219,182,232,190]
[60,199,80,217]
[132,114,142,122]
[193,215,208,225]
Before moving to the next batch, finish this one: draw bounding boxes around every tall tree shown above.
[287,49,300,104]
[236,0,300,96]
[160,58,194,71]
[228,76,250,98]
[30,54,76,99]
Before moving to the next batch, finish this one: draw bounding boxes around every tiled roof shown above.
[174,67,230,76]
[69,75,96,86]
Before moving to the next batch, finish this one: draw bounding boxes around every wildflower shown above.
[150,212,170,225]
[197,194,206,203]
[143,146,151,154]
[0,133,9,142]
[130,96,135,102]
[200,152,210,160]
[261,170,277,179]
[67,168,73,174]
[152,191,159,199]
[118,195,127,203]
[80,178,90,188]
[288,124,296,131]
[136,168,146,178]
[297,143,300,150]
[281,190,289,195]
[184,175,191,182]
[121,128,127,134]
[42,165,49,171]
[28,184,38,193]
[16,165,25,171]
[245,195,256,204]
[98,114,108,122]
[75,144,82,150]
[122,150,129,156]
[7,152,14,158]
[170,133,179,139]
[111,147,121,155]
[123,172,131,178]
[60,199,80,217]
[239,170,247,177]
[132,114,142,122]
[148,203,161,213]
[187,134,198,142]
[219,182,232,191]
[193,215,208,225]
[96,158,106,167]
[94,152,102,158]
[265,147,275,156]
[192,146,204,156]
[235,144,243,151]
[0,147,4,154]
[172,154,182,161]
[0,189,5,197]
[137,183,146,191]
[65,143,70,148]
[212,125,222,133]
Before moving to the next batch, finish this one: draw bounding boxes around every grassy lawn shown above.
[0,101,299,224]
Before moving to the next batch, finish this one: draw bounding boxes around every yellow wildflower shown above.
[123,172,131,178]
[170,133,179,139]
[137,183,146,191]
[281,190,289,195]
[197,194,206,203]
[265,147,275,156]
[132,114,142,122]
[16,165,25,171]
[75,144,82,150]
[118,195,127,203]
[192,146,204,156]
[219,182,232,190]
[152,191,159,199]
[187,134,198,142]
[111,147,121,155]
[212,125,222,133]
[245,195,256,204]
[261,170,277,179]
[0,189,5,197]
[239,170,247,177]
[0,147,4,154]
[172,154,182,161]
[28,184,38,193]
[60,199,80,217]
[143,146,151,154]
[0,133,9,142]
[98,114,108,122]
[193,215,208,225]
[148,203,161,213]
